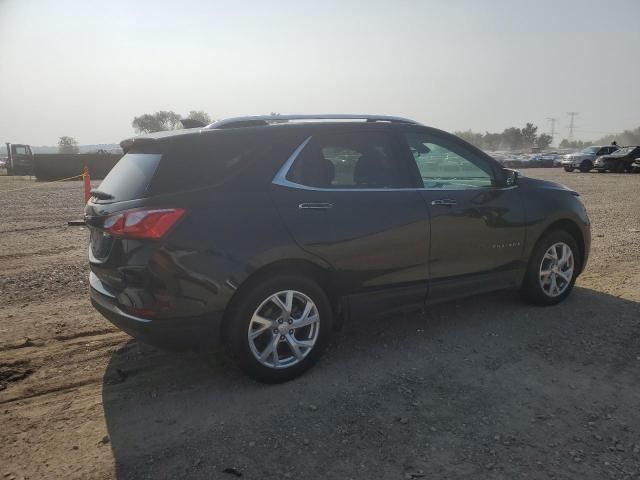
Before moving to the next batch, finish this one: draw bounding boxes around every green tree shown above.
[559,138,593,149]
[454,130,484,149]
[521,123,538,148]
[58,136,79,154]
[482,132,502,151]
[132,111,183,134]
[536,133,553,150]
[186,110,211,125]
[502,127,524,151]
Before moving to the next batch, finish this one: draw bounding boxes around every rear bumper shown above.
[91,286,223,349]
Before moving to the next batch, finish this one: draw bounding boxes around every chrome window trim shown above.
[272,136,314,189]
[272,136,519,193]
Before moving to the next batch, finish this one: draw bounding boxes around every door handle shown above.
[298,202,333,210]
[431,199,457,206]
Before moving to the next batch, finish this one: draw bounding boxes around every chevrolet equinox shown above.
[86,114,591,382]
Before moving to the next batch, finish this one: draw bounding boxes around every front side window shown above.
[404,133,494,189]
[287,131,409,189]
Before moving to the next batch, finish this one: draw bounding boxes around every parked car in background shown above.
[594,146,640,173]
[529,152,561,168]
[3,143,34,175]
[86,114,591,382]
[561,145,619,172]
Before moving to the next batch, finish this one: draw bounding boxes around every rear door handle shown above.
[431,199,457,206]
[299,202,333,210]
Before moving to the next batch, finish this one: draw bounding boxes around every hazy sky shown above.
[1,0,638,146]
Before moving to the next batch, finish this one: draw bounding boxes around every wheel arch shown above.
[535,219,586,273]
[220,258,338,340]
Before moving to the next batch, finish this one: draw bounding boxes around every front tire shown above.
[224,274,333,383]
[563,167,574,172]
[579,161,592,173]
[523,230,580,306]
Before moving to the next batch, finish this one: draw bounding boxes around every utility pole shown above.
[546,117,559,143]
[567,112,578,141]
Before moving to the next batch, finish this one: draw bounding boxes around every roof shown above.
[121,114,424,151]
[206,114,421,129]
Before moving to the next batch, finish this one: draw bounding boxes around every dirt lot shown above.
[1,170,639,480]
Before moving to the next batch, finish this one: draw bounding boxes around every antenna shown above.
[567,112,578,141]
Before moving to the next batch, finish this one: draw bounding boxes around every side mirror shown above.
[502,168,519,187]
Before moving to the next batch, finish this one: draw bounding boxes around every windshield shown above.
[580,146,598,154]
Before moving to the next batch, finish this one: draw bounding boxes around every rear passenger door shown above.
[271,127,430,313]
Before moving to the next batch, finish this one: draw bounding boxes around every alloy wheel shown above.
[539,242,575,297]
[247,290,320,369]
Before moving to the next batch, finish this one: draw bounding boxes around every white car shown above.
[561,145,619,172]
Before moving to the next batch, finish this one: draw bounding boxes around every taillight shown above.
[103,208,185,239]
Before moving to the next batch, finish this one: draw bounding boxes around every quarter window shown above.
[404,133,494,189]
[287,132,409,189]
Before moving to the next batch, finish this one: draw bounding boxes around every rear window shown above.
[95,153,160,202]
[148,135,259,195]
[95,131,278,202]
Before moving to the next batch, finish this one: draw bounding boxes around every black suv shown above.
[86,115,591,382]
[594,146,640,173]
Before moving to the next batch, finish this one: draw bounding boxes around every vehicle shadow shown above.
[102,286,640,479]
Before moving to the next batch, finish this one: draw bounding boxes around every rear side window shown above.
[287,131,410,189]
[95,131,272,202]
[95,153,160,202]
[148,135,260,195]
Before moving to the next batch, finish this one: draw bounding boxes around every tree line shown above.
[454,123,553,151]
[55,114,640,154]
[554,126,640,149]
[456,123,640,152]
[132,110,212,134]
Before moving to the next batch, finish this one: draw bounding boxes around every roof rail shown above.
[206,114,421,129]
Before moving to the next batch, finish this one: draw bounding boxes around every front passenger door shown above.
[400,130,526,301]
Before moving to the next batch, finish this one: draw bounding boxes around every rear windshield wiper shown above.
[90,189,115,200]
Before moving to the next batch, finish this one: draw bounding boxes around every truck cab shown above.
[5,143,34,175]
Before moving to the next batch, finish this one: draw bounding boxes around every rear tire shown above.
[224,274,333,383]
[522,230,580,306]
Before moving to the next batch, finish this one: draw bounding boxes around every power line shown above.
[567,112,578,140]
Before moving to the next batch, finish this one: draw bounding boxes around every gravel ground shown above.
[0,170,639,480]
